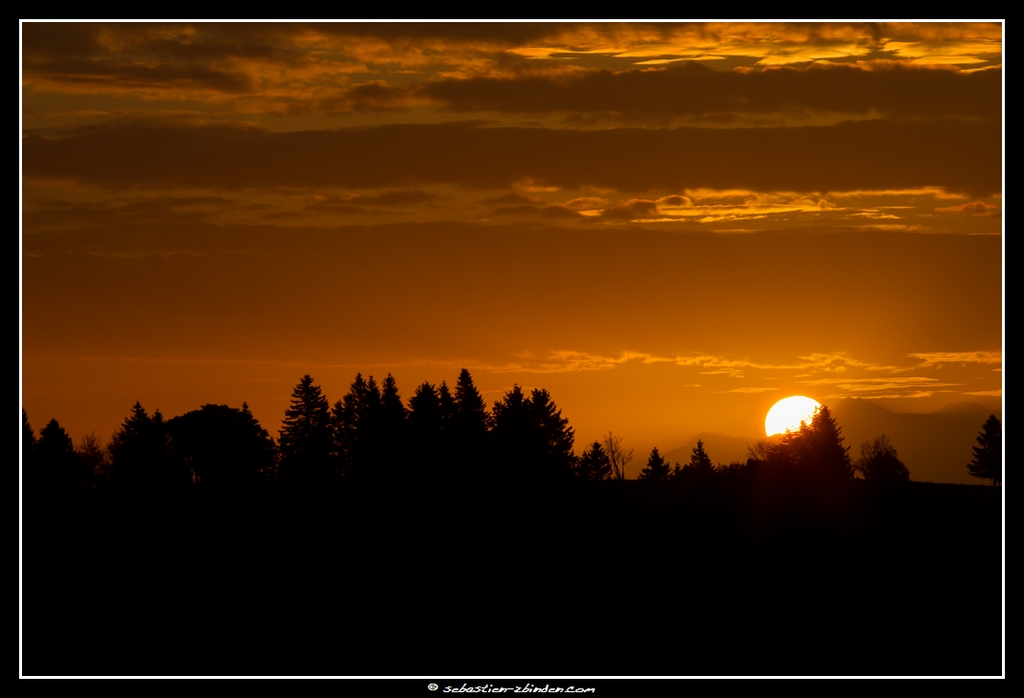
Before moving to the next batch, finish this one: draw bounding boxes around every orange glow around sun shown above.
[765,396,821,436]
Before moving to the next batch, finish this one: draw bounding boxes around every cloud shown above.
[934,200,999,216]
[473,349,911,378]
[24,118,1001,196]
[22,22,1000,123]
[491,204,581,220]
[596,199,660,220]
[421,61,1000,120]
[479,193,541,206]
[797,376,964,396]
[910,351,1002,367]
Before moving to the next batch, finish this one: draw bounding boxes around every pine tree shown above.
[454,369,490,435]
[638,447,671,481]
[379,373,409,479]
[491,385,537,480]
[36,418,87,489]
[451,369,491,480]
[686,439,717,480]
[109,402,178,488]
[781,404,852,482]
[437,381,456,439]
[408,382,442,439]
[335,373,384,480]
[967,415,1001,486]
[279,375,332,484]
[529,388,575,480]
[408,381,443,481]
[576,441,612,481]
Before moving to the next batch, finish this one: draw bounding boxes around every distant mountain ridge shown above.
[662,432,763,469]
[831,398,1000,485]
[665,399,1001,484]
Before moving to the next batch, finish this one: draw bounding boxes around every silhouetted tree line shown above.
[21,379,1002,491]
[22,369,578,489]
[277,370,578,486]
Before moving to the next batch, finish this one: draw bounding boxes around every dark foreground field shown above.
[24,480,1002,677]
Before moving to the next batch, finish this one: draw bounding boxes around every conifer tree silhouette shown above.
[528,388,575,480]
[780,404,852,482]
[451,369,490,480]
[576,441,612,481]
[408,381,444,481]
[336,373,384,480]
[437,380,457,477]
[491,385,576,481]
[438,380,456,438]
[686,439,717,480]
[638,447,671,481]
[454,369,490,434]
[279,375,332,485]
[36,418,87,489]
[109,402,179,488]
[379,373,409,479]
[967,415,1002,486]
[491,385,536,478]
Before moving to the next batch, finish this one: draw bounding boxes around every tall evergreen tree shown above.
[379,373,409,479]
[437,380,456,439]
[408,382,442,438]
[437,380,458,478]
[491,385,537,479]
[408,381,444,481]
[109,402,179,488]
[329,398,349,478]
[279,375,332,485]
[576,441,612,481]
[528,388,575,480]
[36,418,87,489]
[685,439,717,480]
[780,404,852,482]
[638,447,671,481]
[490,385,576,482]
[454,369,490,435]
[967,415,1001,486]
[336,373,384,480]
[451,369,491,480]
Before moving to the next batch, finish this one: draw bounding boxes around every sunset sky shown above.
[20,22,1003,472]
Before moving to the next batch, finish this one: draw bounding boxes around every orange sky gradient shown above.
[20,22,1003,476]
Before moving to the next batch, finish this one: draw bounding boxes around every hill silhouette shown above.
[829,398,1000,484]
[662,432,763,467]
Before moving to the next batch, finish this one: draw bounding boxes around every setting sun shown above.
[765,396,822,436]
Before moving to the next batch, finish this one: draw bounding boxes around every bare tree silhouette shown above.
[602,431,634,480]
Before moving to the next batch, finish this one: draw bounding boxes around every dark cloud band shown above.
[24,118,1000,195]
